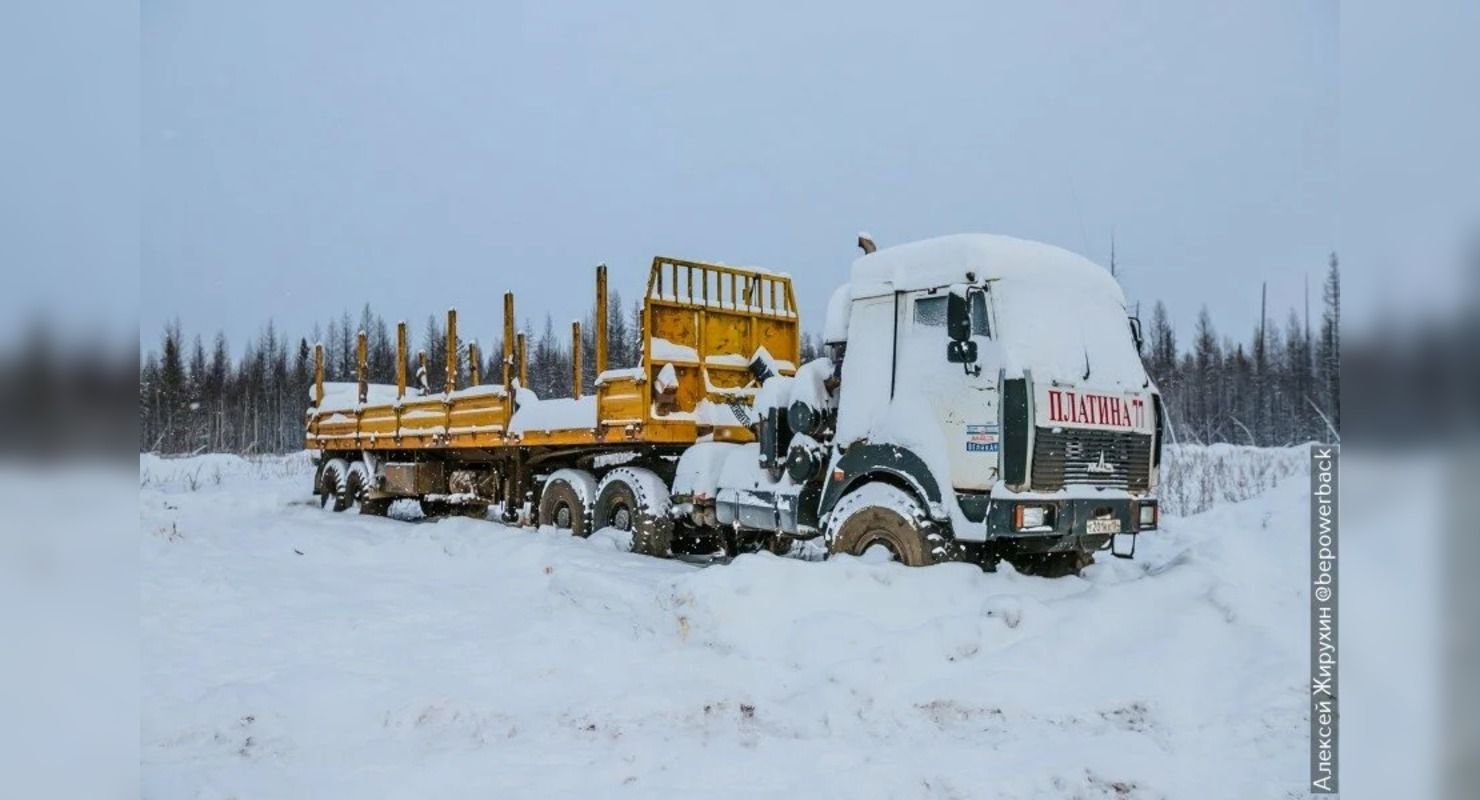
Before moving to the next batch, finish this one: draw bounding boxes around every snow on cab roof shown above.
[849,233,1122,300]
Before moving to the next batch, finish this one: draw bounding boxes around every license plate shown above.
[1086,518,1121,535]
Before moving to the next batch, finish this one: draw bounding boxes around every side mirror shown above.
[947,339,978,364]
[946,291,971,342]
[1128,316,1144,353]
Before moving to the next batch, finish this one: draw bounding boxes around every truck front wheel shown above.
[825,483,955,567]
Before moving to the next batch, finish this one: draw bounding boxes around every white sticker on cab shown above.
[966,423,1000,452]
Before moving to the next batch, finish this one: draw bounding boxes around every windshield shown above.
[991,281,1147,390]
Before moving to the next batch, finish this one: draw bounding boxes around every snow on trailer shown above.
[306,258,798,453]
[304,256,800,539]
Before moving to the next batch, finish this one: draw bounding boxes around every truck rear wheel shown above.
[594,467,673,557]
[319,458,351,512]
[341,462,376,514]
[538,469,597,537]
[825,483,955,567]
[342,462,390,516]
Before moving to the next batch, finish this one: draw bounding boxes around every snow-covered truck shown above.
[307,234,1161,574]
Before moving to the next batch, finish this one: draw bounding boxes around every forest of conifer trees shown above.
[139,259,1339,454]
[1142,254,1341,446]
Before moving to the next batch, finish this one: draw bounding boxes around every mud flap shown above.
[1110,530,1137,559]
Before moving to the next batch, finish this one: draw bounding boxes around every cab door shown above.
[893,284,1001,491]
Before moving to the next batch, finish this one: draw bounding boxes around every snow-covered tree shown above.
[607,289,631,368]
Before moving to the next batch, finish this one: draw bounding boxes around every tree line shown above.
[142,288,632,454]
[1143,253,1340,446]
[139,258,1338,454]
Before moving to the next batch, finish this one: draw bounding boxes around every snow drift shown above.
[141,447,1309,798]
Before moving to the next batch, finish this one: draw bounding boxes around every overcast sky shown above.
[138,1,1347,354]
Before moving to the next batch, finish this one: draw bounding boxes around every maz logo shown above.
[1084,451,1115,474]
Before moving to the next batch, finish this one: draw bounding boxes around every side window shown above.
[914,295,947,327]
[970,289,990,338]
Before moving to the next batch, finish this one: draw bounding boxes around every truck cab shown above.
[706,233,1162,574]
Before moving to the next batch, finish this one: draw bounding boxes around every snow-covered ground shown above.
[1158,443,1308,517]
[141,450,1310,799]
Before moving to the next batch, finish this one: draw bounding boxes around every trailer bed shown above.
[306,257,799,455]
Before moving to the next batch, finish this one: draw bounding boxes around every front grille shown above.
[1031,428,1152,492]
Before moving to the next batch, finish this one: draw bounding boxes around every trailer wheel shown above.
[594,467,673,557]
[341,462,370,511]
[825,483,956,567]
[320,458,351,512]
[538,469,596,536]
[341,462,390,516]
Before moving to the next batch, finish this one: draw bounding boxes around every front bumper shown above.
[957,493,1157,551]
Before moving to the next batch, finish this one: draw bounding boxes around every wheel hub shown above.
[611,506,632,531]
[860,533,901,562]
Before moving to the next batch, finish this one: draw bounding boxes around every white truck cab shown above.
[706,233,1162,574]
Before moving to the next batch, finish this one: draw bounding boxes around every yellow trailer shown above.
[306,255,799,537]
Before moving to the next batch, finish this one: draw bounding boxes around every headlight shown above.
[1014,504,1052,530]
[1138,502,1158,529]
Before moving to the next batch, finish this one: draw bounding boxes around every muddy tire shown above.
[594,467,673,557]
[537,470,596,537]
[340,461,389,515]
[341,462,370,512]
[1009,550,1094,577]
[320,458,351,512]
[825,483,958,567]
